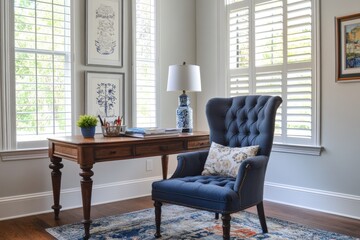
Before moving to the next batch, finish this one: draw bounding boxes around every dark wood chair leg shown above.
[215,213,219,219]
[221,213,231,240]
[154,201,162,238]
[257,201,268,233]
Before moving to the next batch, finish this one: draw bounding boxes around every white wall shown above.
[195,0,222,129]
[158,0,197,129]
[196,0,360,219]
[0,0,196,220]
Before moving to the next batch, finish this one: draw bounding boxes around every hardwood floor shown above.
[0,196,359,239]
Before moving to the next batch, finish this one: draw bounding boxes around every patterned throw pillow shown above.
[202,142,259,178]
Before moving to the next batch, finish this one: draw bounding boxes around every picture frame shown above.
[336,13,360,82]
[85,72,125,132]
[86,0,123,67]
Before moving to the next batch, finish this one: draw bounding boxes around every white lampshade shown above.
[167,63,201,92]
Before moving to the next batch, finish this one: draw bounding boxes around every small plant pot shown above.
[81,126,96,138]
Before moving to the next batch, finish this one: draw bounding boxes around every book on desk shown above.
[124,127,182,138]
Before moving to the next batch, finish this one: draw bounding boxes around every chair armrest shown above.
[234,155,269,207]
[170,150,209,178]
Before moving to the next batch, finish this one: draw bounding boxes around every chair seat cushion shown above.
[152,175,242,213]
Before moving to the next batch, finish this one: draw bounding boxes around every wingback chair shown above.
[152,95,282,239]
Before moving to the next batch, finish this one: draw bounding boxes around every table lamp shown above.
[167,62,201,132]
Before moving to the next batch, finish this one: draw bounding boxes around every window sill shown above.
[0,148,48,161]
[272,143,323,156]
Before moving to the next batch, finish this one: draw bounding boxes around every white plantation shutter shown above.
[285,0,313,142]
[229,75,250,95]
[13,0,72,148]
[228,2,250,96]
[228,0,245,4]
[255,0,283,66]
[287,0,312,63]
[226,0,317,146]
[255,71,283,136]
[229,6,249,69]
[134,0,157,128]
[286,69,312,139]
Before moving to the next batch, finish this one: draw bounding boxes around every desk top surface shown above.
[48,131,210,145]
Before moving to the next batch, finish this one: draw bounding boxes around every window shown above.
[2,0,72,150]
[133,0,157,128]
[226,0,319,147]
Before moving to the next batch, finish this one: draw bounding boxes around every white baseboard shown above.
[264,181,360,220]
[0,176,161,221]
[1,178,359,221]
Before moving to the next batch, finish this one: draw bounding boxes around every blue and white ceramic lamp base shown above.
[176,92,193,133]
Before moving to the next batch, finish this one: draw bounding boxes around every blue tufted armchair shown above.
[152,95,282,239]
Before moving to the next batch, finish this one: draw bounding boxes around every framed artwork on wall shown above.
[86,0,123,67]
[336,13,360,82]
[85,72,125,132]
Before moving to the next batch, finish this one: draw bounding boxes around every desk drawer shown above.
[95,146,133,160]
[135,141,184,156]
[187,138,210,149]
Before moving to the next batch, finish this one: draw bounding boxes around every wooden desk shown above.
[48,132,209,239]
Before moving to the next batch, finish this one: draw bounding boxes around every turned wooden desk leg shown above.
[161,155,169,180]
[80,165,94,239]
[49,156,63,220]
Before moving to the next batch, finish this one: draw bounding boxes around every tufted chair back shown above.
[206,95,282,157]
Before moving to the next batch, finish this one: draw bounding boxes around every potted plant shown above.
[77,115,98,138]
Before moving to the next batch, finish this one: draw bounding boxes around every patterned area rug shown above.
[46,205,358,240]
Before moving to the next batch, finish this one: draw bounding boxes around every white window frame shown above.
[220,0,322,155]
[132,0,159,128]
[1,0,16,151]
[0,0,74,161]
